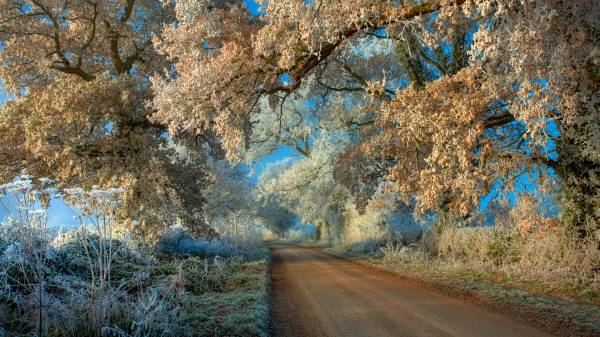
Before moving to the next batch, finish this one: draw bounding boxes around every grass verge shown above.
[0,242,271,337]
[328,245,600,337]
[180,250,271,337]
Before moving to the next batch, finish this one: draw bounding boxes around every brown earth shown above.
[269,245,555,337]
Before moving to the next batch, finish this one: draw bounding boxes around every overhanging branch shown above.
[261,0,467,95]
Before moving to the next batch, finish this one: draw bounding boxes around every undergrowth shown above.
[1,230,270,337]
[0,177,270,337]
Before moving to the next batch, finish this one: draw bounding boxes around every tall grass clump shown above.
[0,176,146,336]
[0,176,54,336]
[379,196,600,296]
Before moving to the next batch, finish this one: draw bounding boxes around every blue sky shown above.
[249,145,301,184]
[0,191,80,229]
[245,0,261,15]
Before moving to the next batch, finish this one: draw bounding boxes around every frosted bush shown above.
[101,283,192,337]
[382,240,427,263]
[348,237,387,255]
[156,227,258,258]
[436,227,496,264]
[0,217,17,252]
[388,218,600,288]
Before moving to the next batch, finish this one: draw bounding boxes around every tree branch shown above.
[104,20,126,73]
[121,0,136,23]
[261,0,466,95]
[31,0,95,81]
[482,112,516,129]
[50,64,95,81]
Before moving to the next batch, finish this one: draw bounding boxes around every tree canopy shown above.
[1,0,599,241]
[0,0,213,239]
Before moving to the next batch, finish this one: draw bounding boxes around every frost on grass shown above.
[0,179,269,337]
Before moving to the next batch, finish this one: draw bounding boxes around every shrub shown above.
[436,226,494,264]
[382,218,600,292]
[155,227,260,259]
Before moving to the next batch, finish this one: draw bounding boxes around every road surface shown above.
[270,245,553,337]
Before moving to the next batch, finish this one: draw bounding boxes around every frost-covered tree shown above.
[257,130,419,241]
[150,0,451,159]
[257,132,353,240]
[202,158,260,238]
[0,0,216,238]
[155,0,600,239]
[367,0,600,237]
[254,201,296,237]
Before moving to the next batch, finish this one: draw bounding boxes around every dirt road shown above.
[270,245,553,337]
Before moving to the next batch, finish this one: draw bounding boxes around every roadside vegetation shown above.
[330,207,600,302]
[0,178,269,337]
[326,208,600,336]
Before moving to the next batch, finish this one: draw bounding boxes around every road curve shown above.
[269,245,554,337]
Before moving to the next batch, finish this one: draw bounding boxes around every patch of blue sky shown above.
[478,163,560,218]
[387,77,409,92]
[423,58,443,79]
[278,73,292,86]
[438,40,453,55]
[250,145,303,184]
[159,131,172,143]
[129,66,140,75]
[0,89,15,107]
[304,97,317,110]
[0,183,81,228]
[478,88,561,218]
[116,6,126,22]
[103,121,114,134]
[465,21,480,47]
[19,3,32,12]
[129,7,146,32]
[245,0,263,16]
[373,27,389,38]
